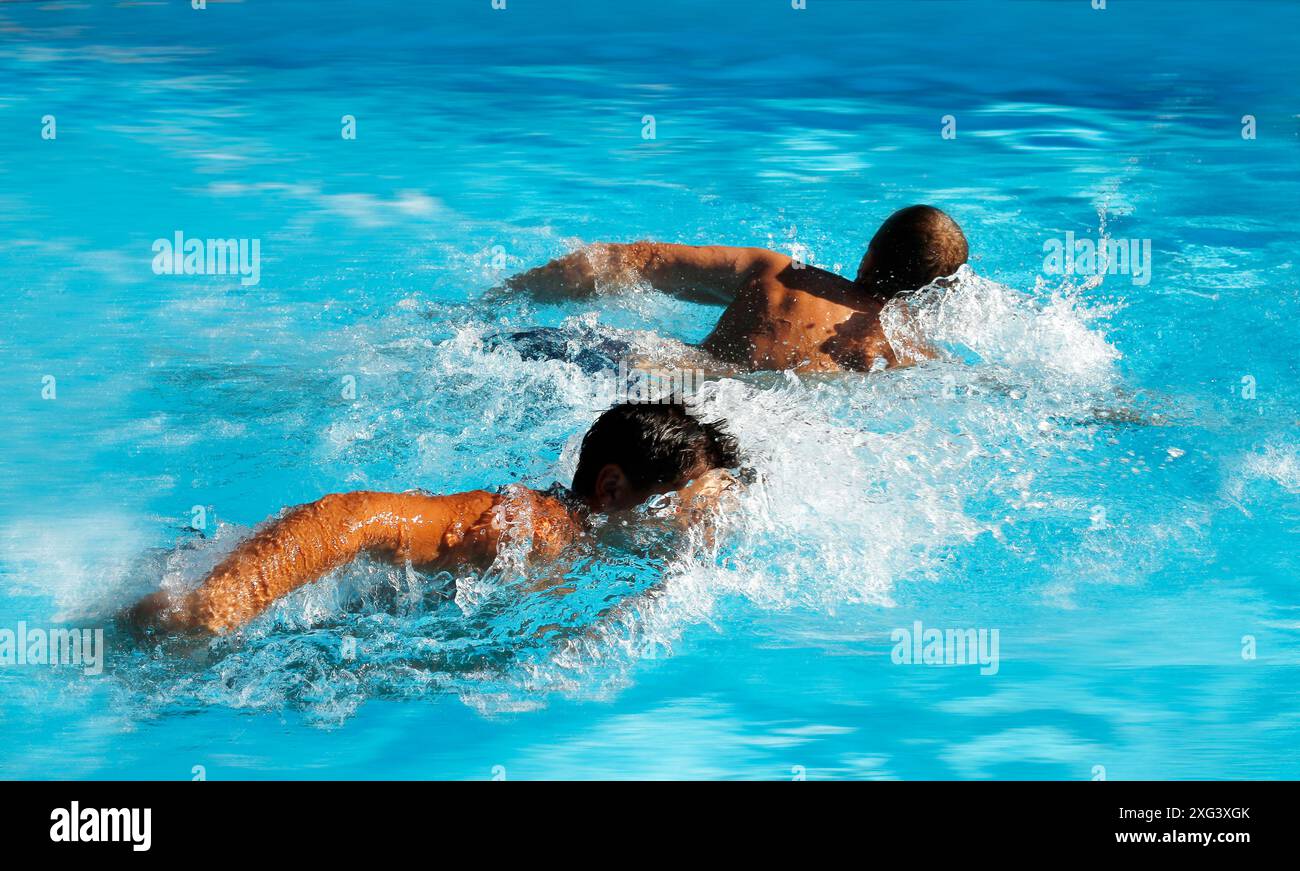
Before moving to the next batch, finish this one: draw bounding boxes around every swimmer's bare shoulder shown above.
[129,488,582,635]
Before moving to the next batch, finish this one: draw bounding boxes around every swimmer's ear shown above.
[593,463,631,512]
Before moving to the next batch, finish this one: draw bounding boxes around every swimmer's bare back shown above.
[130,488,582,634]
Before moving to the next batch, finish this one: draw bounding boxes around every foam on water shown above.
[1225,437,1300,513]
[883,266,1121,387]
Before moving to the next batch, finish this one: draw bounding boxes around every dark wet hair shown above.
[571,402,740,499]
[865,205,968,295]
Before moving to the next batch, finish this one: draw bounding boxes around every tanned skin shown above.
[504,208,968,372]
[129,466,729,635]
[508,244,901,372]
[129,489,575,634]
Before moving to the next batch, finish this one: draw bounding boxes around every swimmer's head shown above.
[571,401,740,512]
[855,205,968,295]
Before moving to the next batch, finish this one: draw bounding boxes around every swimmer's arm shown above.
[130,491,501,635]
[504,243,785,305]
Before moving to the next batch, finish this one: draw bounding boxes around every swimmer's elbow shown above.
[309,490,393,524]
[311,489,487,566]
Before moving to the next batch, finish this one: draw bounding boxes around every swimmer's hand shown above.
[498,243,647,301]
[681,468,739,508]
[642,467,738,527]
[124,589,199,638]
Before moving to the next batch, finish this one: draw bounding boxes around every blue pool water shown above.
[1,0,1298,780]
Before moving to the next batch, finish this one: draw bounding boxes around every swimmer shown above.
[503,204,968,373]
[129,402,739,635]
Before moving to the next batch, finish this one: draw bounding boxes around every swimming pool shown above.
[1,0,1297,779]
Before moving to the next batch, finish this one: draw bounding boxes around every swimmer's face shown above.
[588,462,740,514]
[589,462,698,513]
